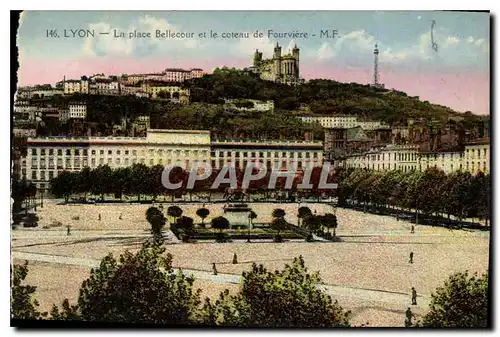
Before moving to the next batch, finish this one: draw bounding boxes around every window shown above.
[117,150,121,155]
[235,152,240,158]
[41,149,46,156]
[49,149,54,155]
[313,152,318,159]
[298,152,302,159]
[91,158,96,166]
[115,158,120,164]
[150,159,154,165]
[100,150,104,155]
[108,150,112,155]
[58,149,62,156]
[125,150,129,155]
[74,149,79,156]
[83,149,88,156]
[133,150,137,156]
[107,158,112,164]
[259,152,264,157]
[125,158,129,165]
[40,171,46,180]
[31,171,37,180]
[306,152,310,159]
[91,150,96,155]
[31,149,37,155]
[48,171,54,179]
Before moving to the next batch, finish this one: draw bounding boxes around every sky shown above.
[16,11,490,114]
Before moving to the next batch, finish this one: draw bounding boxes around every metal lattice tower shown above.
[373,44,380,87]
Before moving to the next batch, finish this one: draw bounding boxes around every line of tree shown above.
[49,164,340,202]
[11,244,489,327]
[337,167,490,225]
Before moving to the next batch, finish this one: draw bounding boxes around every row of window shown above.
[352,150,490,163]
[30,148,321,159]
[213,151,319,159]
[347,161,488,173]
[465,148,488,159]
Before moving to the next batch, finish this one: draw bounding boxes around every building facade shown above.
[299,116,357,129]
[24,130,212,190]
[23,130,324,190]
[299,115,389,131]
[344,140,490,175]
[251,43,300,85]
[68,103,87,119]
[211,139,323,171]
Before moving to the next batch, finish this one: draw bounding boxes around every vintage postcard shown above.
[10,10,490,328]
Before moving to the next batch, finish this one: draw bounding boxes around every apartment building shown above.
[345,144,420,172]
[68,103,87,119]
[163,68,204,82]
[345,140,490,175]
[24,129,212,190]
[299,116,357,129]
[141,82,190,100]
[23,130,324,190]
[211,139,324,171]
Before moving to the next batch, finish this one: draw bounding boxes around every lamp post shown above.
[247,213,251,243]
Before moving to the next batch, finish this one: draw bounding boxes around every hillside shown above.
[27,68,486,140]
[185,68,485,126]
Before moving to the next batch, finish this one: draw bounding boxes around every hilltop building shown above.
[248,43,302,85]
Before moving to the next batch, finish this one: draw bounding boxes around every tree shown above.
[322,213,338,237]
[177,216,195,242]
[50,171,76,202]
[272,208,286,219]
[413,271,489,328]
[196,208,210,227]
[167,205,183,224]
[11,262,47,319]
[248,210,257,227]
[270,217,288,242]
[130,163,150,201]
[211,216,230,243]
[297,206,312,227]
[201,256,351,327]
[304,214,322,233]
[145,207,166,243]
[58,244,202,324]
[90,165,113,201]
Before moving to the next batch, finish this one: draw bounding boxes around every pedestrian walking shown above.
[98,213,101,221]
[405,307,413,326]
[232,253,238,264]
[67,225,71,236]
[410,225,415,233]
[409,252,414,264]
[411,287,417,305]
[212,263,218,275]
[119,213,123,220]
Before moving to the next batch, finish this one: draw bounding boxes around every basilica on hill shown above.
[247,43,303,85]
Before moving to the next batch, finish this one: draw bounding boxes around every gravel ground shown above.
[12,200,490,327]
